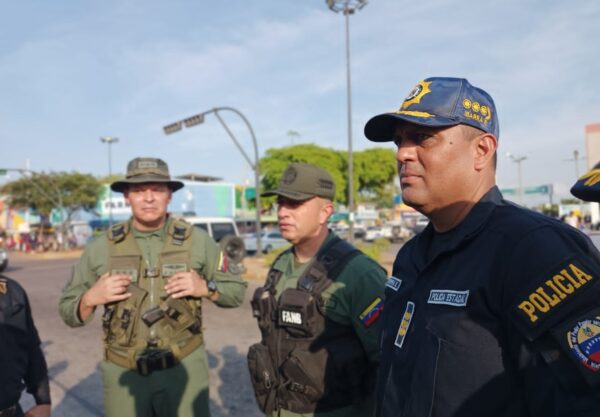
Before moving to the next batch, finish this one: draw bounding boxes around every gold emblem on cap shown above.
[401,81,432,110]
[463,99,472,109]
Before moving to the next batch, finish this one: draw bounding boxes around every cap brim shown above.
[111,178,184,193]
[261,189,314,201]
[364,113,460,142]
[571,163,600,202]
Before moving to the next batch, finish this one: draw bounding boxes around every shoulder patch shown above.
[512,257,598,341]
[551,306,600,387]
[0,278,7,294]
[359,297,384,328]
[386,276,402,291]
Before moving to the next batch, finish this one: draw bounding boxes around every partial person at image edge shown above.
[1,275,51,417]
[364,76,600,416]
[58,157,247,417]
[247,162,388,417]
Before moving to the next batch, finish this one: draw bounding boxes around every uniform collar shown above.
[273,230,337,272]
[131,217,170,239]
[413,186,503,265]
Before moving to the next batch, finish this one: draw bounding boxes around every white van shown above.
[182,216,246,267]
[183,216,240,242]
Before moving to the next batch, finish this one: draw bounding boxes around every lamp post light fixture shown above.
[100,136,119,226]
[163,107,262,255]
[507,152,527,205]
[326,0,367,243]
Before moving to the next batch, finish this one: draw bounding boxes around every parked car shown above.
[244,230,289,254]
[364,226,385,242]
[0,248,8,272]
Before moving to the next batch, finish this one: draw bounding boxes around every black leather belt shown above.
[0,405,17,417]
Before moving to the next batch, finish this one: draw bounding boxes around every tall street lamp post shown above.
[326,0,367,243]
[507,152,527,205]
[100,136,119,226]
[163,107,262,255]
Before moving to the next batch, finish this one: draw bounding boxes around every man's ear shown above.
[474,133,498,171]
[319,200,334,225]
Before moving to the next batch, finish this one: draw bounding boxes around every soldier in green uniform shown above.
[58,157,247,417]
[247,163,388,417]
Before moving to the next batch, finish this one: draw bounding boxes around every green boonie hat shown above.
[262,163,335,201]
[110,157,184,193]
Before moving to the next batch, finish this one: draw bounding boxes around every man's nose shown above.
[396,140,417,164]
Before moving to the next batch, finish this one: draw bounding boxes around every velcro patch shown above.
[111,269,139,283]
[551,306,600,387]
[359,297,384,328]
[512,258,596,340]
[428,289,469,307]
[386,276,402,292]
[162,263,187,277]
[395,301,415,349]
[280,309,304,327]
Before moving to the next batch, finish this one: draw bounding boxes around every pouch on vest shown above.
[252,286,276,338]
[280,352,325,411]
[106,284,148,347]
[161,297,200,337]
[247,342,279,414]
[278,288,317,338]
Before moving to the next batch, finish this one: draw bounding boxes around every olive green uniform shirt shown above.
[270,232,388,417]
[59,220,247,327]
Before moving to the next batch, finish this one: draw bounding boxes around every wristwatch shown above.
[207,280,218,297]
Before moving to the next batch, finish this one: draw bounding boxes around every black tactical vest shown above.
[102,218,204,369]
[248,236,377,414]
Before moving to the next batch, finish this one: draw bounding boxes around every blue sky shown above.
[1,0,599,201]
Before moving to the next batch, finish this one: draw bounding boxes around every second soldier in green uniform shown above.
[247,163,388,417]
[59,157,247,417]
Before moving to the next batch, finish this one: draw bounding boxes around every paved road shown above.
[8,255,263,417]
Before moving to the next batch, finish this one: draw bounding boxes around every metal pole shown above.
[212,107,262,255]
[108,141,113,226]
[517,160,523,205]
[344,7,355,244]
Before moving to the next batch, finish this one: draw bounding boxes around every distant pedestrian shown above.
[564,210,580,229]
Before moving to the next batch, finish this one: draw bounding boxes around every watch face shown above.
[207,280,218,293]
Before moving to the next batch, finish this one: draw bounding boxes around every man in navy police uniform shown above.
[364,76,600,417]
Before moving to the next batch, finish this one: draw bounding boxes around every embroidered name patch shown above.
[386,277,402,292]
[280,309,303,326]
[111,269,139,283]
[428,289,469,307]
[395,301,415,349]
[359,297,384,328]
[161,263,187,277]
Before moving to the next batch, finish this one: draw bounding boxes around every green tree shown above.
[1,171,103,221]
[354,148,397,205]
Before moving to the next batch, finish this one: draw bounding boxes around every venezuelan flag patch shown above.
[359,297,384,328]
[217,251,228,273]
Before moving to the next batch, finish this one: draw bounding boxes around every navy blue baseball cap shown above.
[570,162,600,202]
[364,77,499,142]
